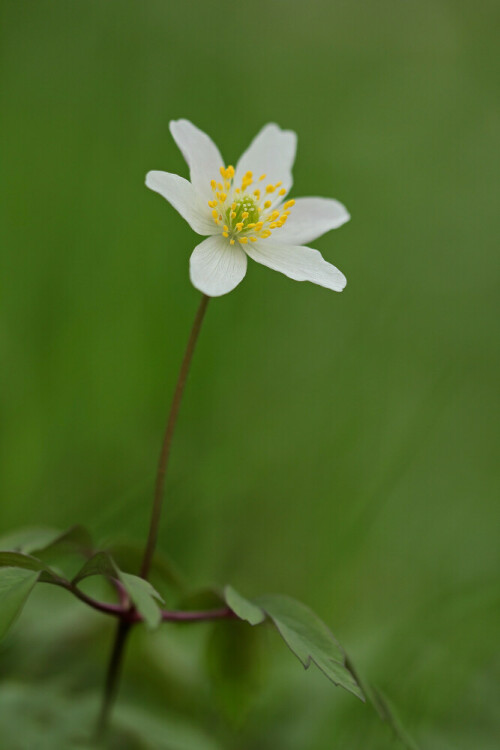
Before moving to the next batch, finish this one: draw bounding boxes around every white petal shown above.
[190,235,248,297]
[170,119,224,199]
[245,240,346,292]
[234,123,297,196]
[145,171,216,236]
[276,197,350,245]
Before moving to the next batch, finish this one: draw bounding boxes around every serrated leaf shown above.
[117,571,164,629]
[255,594,364,700]
[71,551,116,584]
[224,586,266,625]
[0,568,40,640]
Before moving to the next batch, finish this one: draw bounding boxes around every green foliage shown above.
[256,594,364,700]
[0,568,40,641]
[1,0,498,745]
[224,586,363,700]
[71,551,116,584]
[117,571,164,629]
[224,585,265,625]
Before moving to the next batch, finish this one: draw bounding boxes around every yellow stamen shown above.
[208,200,217,208]
[261,230,271,238]
[239,237,248,244]
[250,237,258,242]
[236,222,244,231]
[210,180,216,189]
[242,212,249,219]
[264,200,272,209]
[266,184,275,193]
[279,188,286,196]
[231,211,236,219]
[284,199,295,209]
[259,174,266,181]
[222,232,228,237]
[230,239,235,245]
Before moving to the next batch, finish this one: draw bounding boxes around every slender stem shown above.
[140,293,210,579]
[95,619,131,740]
[63,579,236,623]
[96,293,210,738]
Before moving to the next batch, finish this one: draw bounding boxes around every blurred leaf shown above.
[0,526,64,554]
[72,551,116,584]
[0,568,40,641]
[206,618,262,726]
[0,550,48,571]
[224,585,266,625]
[117,571,164,630]
[0,524,93,556]
[256,594,364,700]
[0,551,62,584]
[38,524,93,556]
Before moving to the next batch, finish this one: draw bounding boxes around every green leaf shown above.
[0,551,62,584]
[117,571,164,630]
[255,594,364,700]
[224,586,266,625]
[0,524,92,556]
[0,551,47,571]
[0,568,40,641]
[38,524,93,555]
[0,527,63,554]
[71,551,116,584]
[72,552,164,628]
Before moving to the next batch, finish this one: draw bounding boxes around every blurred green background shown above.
[1,0,499,747]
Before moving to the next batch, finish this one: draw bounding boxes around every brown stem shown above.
[96,293,210,738]
[140,293,210,579]
[95,619,131,740]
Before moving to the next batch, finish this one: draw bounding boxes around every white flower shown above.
[146,120,349,297]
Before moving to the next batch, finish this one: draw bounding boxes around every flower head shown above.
[146,120,349,297]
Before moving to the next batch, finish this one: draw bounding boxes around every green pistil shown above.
[226,196,260,231]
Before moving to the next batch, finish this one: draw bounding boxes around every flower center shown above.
[207,165,295,246]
